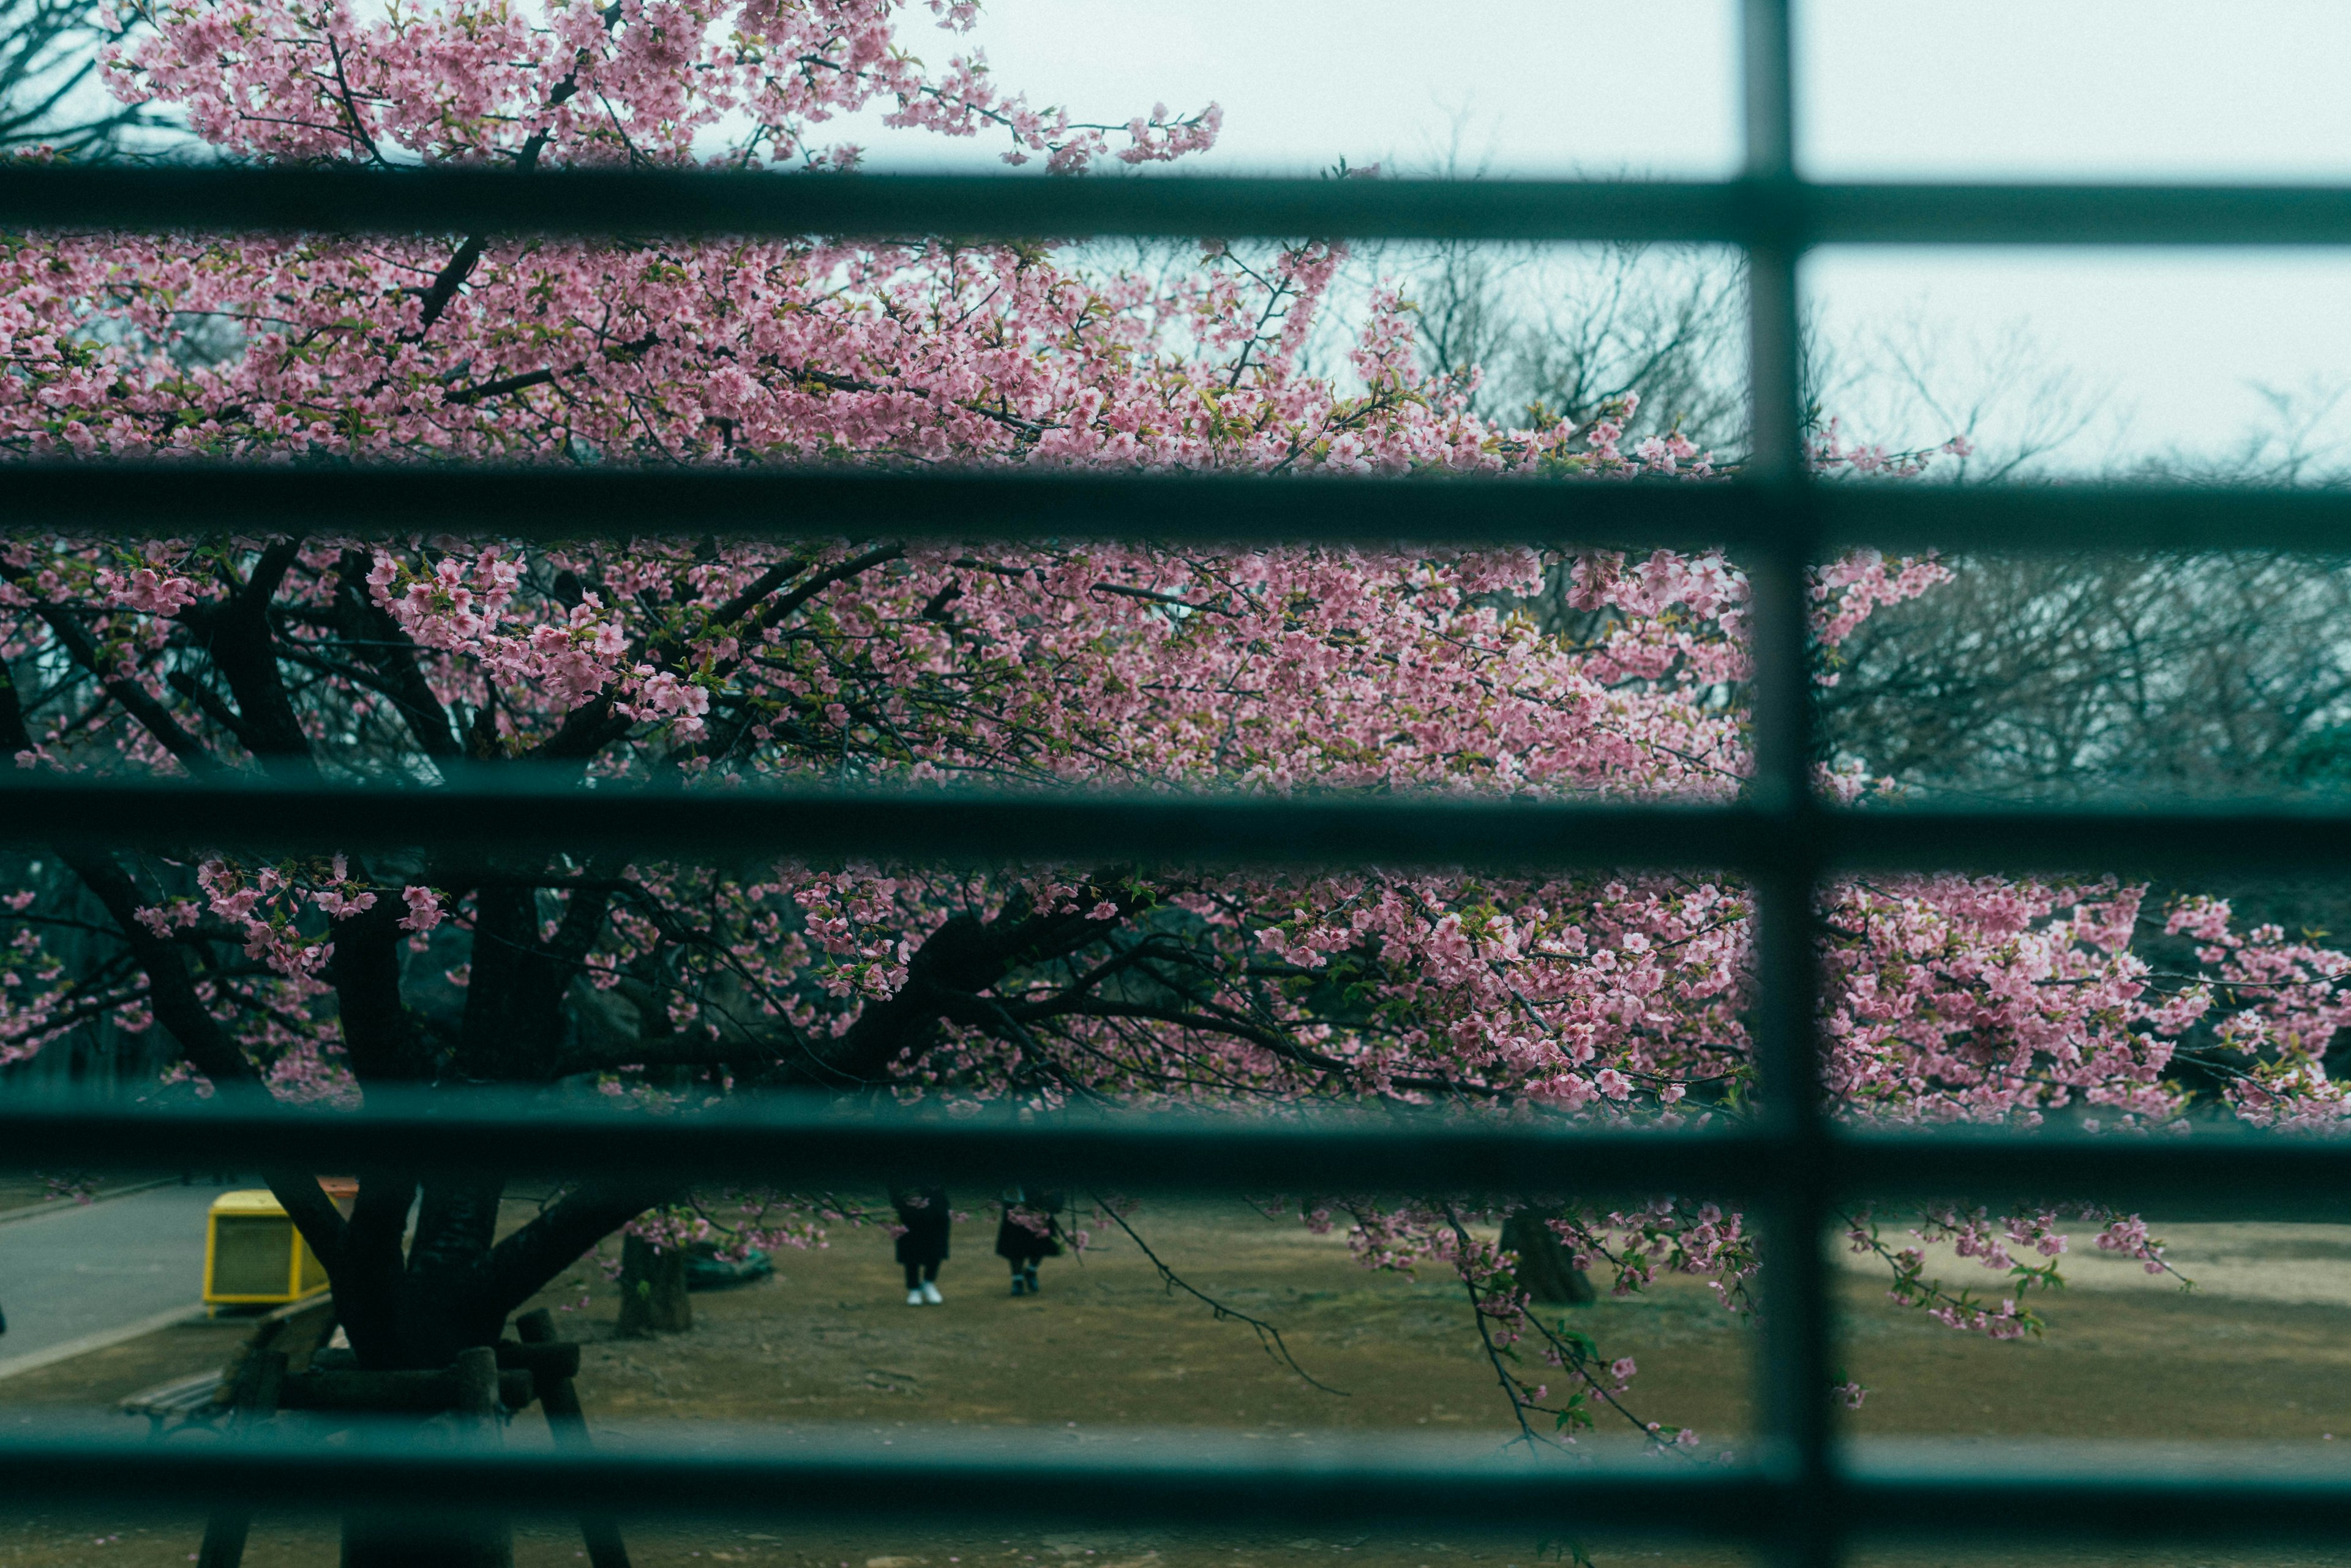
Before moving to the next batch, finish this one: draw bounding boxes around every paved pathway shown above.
[0,1179,239,1380]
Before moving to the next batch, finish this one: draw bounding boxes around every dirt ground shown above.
[5,1200,2351,1568]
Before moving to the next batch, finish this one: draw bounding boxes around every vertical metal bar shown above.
[1749,579,1831,1568]
[1742,0,1797,193]
[1742,2,1834,1567]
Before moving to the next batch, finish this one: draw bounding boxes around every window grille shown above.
[3,1,2348,1562]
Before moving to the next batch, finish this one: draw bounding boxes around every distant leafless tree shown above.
[1386,220,2112,476]
[1821,537,2351,1087]
[1805,311,2109,483]
[2124,378,2351,489]
[1,0,173,157]
[1823,370,2351,806]
[1404,235,1750,452]
[1822,552,2351,803]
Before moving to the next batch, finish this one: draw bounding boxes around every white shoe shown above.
[920,1281,943,1305]
[906,1289,924,1306]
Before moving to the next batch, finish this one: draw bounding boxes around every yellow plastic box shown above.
[203,1189,328,1310]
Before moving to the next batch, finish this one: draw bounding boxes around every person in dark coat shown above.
[994,1184,1065,1296]
[891,1184,951,1305]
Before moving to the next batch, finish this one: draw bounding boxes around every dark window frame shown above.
[5,1,2350,1560]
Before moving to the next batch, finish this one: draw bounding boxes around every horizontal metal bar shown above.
[1836,1132,2351,1218]
[12,463,2351,555]
[0,773,1762,868]
[1826,805,2351,874]
[0,1425,1764,1534]
[1817,484,2351,554]
[2,1097,2347,1218]
[4,461,1754,550]
[10,167,2351,246]
[8,774,2351,876]
[0,167,1757,242]
[1803,181,2351,249]
[0,1095,1771,1195]
[4,1426,2351,1543]
[1843,1446,2351,1543]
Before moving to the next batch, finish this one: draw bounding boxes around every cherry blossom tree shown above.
[6,0,2351,1469]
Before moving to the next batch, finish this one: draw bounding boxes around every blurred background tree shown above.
[1,0,178,157]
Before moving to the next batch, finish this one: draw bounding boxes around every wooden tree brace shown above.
[278,1366,534,1412]
[493,1338,582,1380]
[516,1308,632,1568]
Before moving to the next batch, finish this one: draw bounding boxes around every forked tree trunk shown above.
[1501,1209,1595,1305]
[615,1235,691,1337]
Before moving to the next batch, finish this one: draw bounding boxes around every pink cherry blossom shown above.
[398,886,446,933]
[0,0,2337,1436]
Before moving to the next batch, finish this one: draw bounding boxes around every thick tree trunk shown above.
[616,1235,691,1337]
[340,1349,512,1568]
[342,1495,516,1562]
[1501,1209,1595,1306]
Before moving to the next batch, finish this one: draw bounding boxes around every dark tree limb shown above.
[1502,1207,1596,1306]
[399,59,581,342]
[337,1172,419,1368]
[328,896,432,1082]
[527,693,631,763]
[408,235,487,338]
[184,537,313,768]
[710,558,812,627]
[331,549,463,758]
[51,846,349,1272]
[24,597,219,774]
[787,876,1149,1087]
[166,669,271,753]
[481,1179,681,1321]
[444,367,557,405]
[746,542,906,639]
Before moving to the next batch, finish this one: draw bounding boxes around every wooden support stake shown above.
[195,1348,284,1568]
[517,1308,633,1568]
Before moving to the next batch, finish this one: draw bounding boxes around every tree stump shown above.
[617,1234,691,1337]
[1501,1208,1595,1305]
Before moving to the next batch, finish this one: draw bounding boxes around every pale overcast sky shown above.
[833,0,2351,474]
